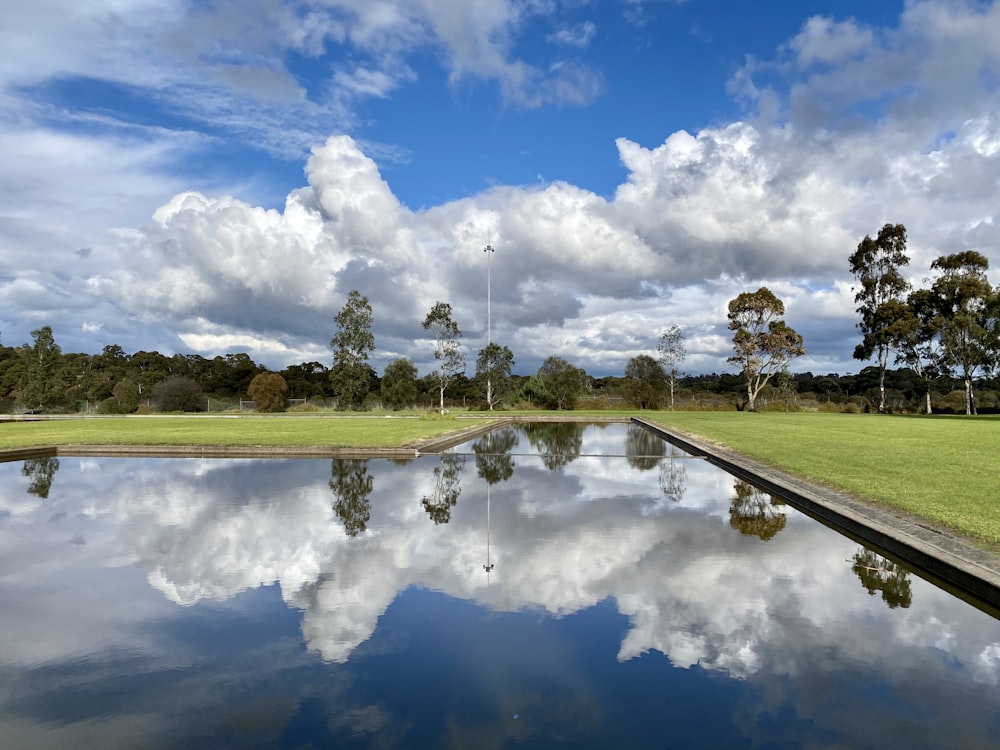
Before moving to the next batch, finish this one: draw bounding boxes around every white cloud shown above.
[547,20,597,48]
[1,0,1000,376]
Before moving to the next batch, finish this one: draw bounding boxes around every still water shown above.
[1,422,998,748]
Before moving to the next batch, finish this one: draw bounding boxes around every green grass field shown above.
[0,414,496,449]
[645,411,1000,546]
[3,410,998,546]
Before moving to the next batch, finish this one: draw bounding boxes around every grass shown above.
[0,413,497,449]
[644,411,1000,546]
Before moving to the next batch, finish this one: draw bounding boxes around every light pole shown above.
[484,237,495,410]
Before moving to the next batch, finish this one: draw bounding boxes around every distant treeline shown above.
[2,329,996,414]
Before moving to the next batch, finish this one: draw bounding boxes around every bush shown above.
[247,372,288,413]
[289,402,320,412]
[152,376,206,412]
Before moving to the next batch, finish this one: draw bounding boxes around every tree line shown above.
[3,221,997,414]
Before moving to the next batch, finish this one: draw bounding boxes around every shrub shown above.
[247,372,288,413]
[152,376,206,412]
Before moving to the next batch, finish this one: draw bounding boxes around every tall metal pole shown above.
[484,237,494,410]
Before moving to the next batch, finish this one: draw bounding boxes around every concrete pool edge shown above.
[634,417,1000,614]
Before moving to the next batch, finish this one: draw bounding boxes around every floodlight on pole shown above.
[484,235,495,410]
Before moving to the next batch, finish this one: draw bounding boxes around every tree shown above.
[247,372,288,412]
[381,357,418,409]
[152,375,205,412]
[849,223,911,413]
[422,302,465,413]
[726,287,805,412]
[330,290,375,410]
[927,251,998,415]
[18,325,64,410]
[656,325,687,410]
[475,342,514,409]
[895,288,945,414]
[537,355,585,410]
[623,354,668,409]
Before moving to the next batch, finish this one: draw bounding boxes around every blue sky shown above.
[1,0,998,377]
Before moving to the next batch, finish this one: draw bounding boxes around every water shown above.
[1,423,998,748]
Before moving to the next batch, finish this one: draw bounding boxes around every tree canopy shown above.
[727,287,805,412]
[330,290,375,410]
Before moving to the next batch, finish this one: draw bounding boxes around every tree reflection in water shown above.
[329,458,374,538]
[624,424,667,471]
[421,453,465,525]
[22,457,60,499]
[472,427,517,485]
[852,548,914,609]
[521,422,584,470]
[729,479,787,541]
[658,446,688,503]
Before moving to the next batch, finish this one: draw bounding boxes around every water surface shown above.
[1,423,998,748]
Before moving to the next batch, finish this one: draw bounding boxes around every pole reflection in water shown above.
[0,423,997,749]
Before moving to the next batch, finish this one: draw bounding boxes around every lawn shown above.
[645,411,1000,545]
[0,413,498,449]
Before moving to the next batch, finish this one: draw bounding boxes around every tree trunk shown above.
[439,383,445,414]
[965,377,975,416]
[878,368,887,413]
[924,390,933,415]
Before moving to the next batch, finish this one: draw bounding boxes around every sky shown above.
[1,0,999,377]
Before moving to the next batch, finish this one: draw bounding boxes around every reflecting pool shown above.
[1,423,999,748]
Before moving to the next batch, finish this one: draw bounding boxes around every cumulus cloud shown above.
[1,0,1000,376]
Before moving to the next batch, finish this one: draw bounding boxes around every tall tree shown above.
[380,357,418,409]
[18,325,63,410]
[726,288,805,412]
[895,288,945,414]
[537,355,585,410]
[656,325,687,410]
[623,354,668,409]
[330,290,375,410]
[475,342,514,410]
[422,301,464,413]
[849,223,911,413]
[928,251,998,415]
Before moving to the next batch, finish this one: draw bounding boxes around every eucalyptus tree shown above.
[330,290,375,410]
[475,342,514,410]
[849,223,911,413]
[422,301,464,413]
[928,251,998,415]
[656,325,687,410]
[894,288,945,414]
[726,288,805,412]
